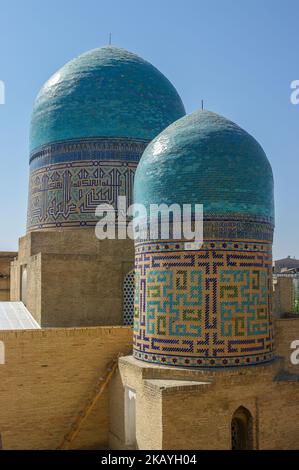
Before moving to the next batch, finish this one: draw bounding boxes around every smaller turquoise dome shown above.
[135,109,274,223]
[30,46,185,153]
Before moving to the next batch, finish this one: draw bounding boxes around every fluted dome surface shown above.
[30,46,185,153]
[135,110,274,223]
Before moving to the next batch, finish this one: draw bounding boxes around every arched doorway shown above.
[123,270,135,325]
[231,406,253,450]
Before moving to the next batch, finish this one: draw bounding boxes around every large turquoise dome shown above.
[30,46,185,153]
[133,109,275,370]
[135,109,274,223]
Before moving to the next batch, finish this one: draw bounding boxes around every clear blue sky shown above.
[0,0,298,259]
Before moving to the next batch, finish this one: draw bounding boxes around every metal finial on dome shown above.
[109,33,112,45]
[201,99,204,110]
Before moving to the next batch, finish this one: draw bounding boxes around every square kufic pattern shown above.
[133,241,274,367]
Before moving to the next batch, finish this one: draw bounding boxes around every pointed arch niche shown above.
[231,406,254,450]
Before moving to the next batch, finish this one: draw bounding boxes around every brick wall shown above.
[10,230,134,327]
[0,252,17,301]
[109,318,299,450]
[273,277,294,316]
[0,326,132,449]
[111,348,299,450]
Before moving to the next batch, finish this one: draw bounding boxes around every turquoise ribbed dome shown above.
[30,46,185,153]
[135,109,274,222]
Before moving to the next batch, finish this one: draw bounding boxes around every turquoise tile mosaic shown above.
[135,109,274,223]
[133,110,275,368]
[27,46,185,231]
[30,46,185,153]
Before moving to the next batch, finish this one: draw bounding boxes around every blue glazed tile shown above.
[30,46,185,153]
[135,109,274,223]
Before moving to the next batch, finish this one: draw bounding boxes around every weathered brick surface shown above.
[0,326,132,449]
[109,356,163,450]
[273,277,294,316]
[10,230,134,327]
[0,252,17,301]
[111,333,299,450]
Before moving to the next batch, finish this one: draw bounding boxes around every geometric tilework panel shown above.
[133,240,274,368]
[123,270,135,326]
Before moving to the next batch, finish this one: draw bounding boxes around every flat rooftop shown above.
[0,302,40,330]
